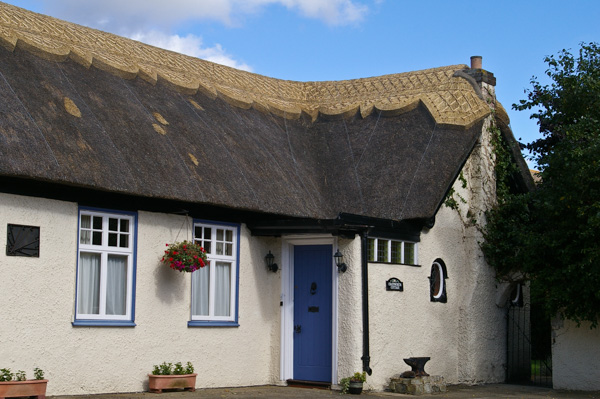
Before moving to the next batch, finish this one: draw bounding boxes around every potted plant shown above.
[0,367,47,399]
[340,371,366,395]
[148,362,196,393]
[161,241,207,272]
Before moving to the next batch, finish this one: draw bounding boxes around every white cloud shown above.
[41,0,371,31]
[275,0,369,26]
[33,0,373,69]
[129,31,252,71]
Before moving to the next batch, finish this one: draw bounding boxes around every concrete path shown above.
[49,384,600,399]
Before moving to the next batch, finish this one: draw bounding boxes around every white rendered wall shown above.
[335,237,364,383]
[0,193,282,395]
[552,319,600,390]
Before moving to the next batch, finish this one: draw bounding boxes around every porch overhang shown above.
[248,213,423,242]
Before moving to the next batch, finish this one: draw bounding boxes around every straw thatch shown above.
[0,2,521,223]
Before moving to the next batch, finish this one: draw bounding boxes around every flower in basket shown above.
[161,240,208,273]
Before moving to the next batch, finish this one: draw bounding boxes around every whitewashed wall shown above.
[0,193,282,395]
[335,237,364,381]
[552,319,600,390]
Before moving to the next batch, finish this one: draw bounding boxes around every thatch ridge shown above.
[0,2,490,126]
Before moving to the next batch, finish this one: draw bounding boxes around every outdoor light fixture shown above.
[334,249,347,273]
[265,250,278,272]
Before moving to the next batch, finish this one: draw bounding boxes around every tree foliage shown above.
[482,43,600,327]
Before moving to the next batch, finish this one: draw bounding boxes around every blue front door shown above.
[293,245,332,382]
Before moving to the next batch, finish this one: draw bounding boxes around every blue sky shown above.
[6,1,600,167]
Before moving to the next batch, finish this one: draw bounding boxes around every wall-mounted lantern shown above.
[333,249,347,273]
[265,250,278,272]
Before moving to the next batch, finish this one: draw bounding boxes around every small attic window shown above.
[6,224,40,257]
[367,238,418,265]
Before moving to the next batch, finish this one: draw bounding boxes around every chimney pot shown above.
[470,56,482,69]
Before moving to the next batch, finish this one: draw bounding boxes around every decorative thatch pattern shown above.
[0,2,490,126]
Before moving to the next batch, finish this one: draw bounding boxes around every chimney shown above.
[470,55,482,69]
[465,55,496,87]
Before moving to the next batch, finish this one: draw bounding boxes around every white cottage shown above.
[0,2,535,395]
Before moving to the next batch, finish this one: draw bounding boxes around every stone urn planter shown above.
[148,373,197,393]
[0,379,48,399]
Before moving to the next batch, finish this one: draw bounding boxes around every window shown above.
[367,237,418,265]
[190,220,239,326]
[74,209,136,326]
[429,259,447,303]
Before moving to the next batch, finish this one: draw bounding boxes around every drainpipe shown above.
[360,230,373,375]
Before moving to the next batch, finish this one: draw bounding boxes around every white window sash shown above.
[76,211,134,321]
[368,238,418,265]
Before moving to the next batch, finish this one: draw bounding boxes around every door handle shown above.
[294,324,302,333]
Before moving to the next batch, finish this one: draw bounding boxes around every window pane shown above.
[106,255,128,315]
[80,230,91,245]
[93,216,102,229]
[391,241,402,263]
[81,215,91,229]
[225,243,232,256]
[194,226,202,239]
[120,234,129,248]
[192,266,210,316]
[217,229,224,241]
[92,231,102,245]
[204,227,211,240]
[120,219,129,233]
[80,215,91,244]
[216,242,223,255]
[367,239,375,261]
[108,233,118,247]
[108,218,118,231]
[214,262,231,316]
[405,243,415,264]
[78,252,101,314]
[377,239,388,262]
[204,241,211,254]
[225,230,233,242]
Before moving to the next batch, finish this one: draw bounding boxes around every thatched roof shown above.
[0,2,497,222]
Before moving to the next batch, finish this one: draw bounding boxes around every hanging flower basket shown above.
[161,240,208,273]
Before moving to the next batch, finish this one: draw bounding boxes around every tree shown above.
[482,43,600,327]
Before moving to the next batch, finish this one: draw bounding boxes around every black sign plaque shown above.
[386,278,403,291]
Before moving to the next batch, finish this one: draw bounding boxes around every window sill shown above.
[188,320,239,327]
[368,261,421,267]
[72,320,136,327]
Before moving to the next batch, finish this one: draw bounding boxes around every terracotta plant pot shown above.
[148,373,197,393]
[348,381,363,395]
[0,379,48,399]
